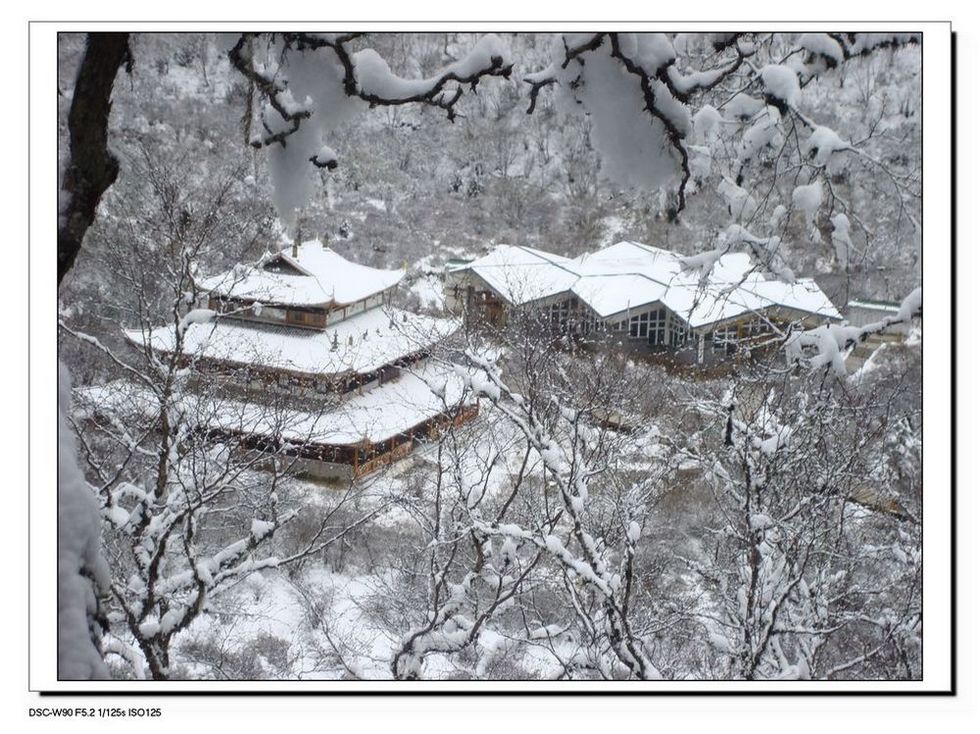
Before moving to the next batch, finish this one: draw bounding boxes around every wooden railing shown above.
[352,403,481,478]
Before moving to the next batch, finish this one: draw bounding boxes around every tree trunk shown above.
[58,32,130,283]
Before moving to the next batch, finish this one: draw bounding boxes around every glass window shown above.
[646,308,666,345]
[629,311,650,339]
[671,318,688,347]
[548,300,573,330]
[712,326,738,354]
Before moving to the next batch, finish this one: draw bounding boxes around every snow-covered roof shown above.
[199,240,405,307]
[222,360,469,446]
[125,306,458,377]
[457,240,841,328]
[846,299,901,313]
[76,360,471,447]
[449,244,580,306]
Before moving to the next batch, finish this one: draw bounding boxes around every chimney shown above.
[292,220,302,258]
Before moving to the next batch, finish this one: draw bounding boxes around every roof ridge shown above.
[513,244,583,282]
[285,245,334,303]
[278,244,318,278]
[734,279,842,320]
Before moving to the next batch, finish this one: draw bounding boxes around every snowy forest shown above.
[57,31,923,682]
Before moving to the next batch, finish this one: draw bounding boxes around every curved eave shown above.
[331,279,404,307]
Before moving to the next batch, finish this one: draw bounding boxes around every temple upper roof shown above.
[125,306,458,378]
[199,240,405,308]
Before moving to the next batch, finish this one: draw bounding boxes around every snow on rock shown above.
[760,64,802,108]
[58,363,110,680]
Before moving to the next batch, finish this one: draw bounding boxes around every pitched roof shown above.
[449,244,580,306]
[126,306,458,377]
[457,240,842,328]
[199,240,405,307]
[76,360,471,447]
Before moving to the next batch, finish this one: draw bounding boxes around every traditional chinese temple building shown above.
[125,240,476,480]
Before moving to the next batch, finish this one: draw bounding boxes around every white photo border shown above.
[29,20,954,694]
